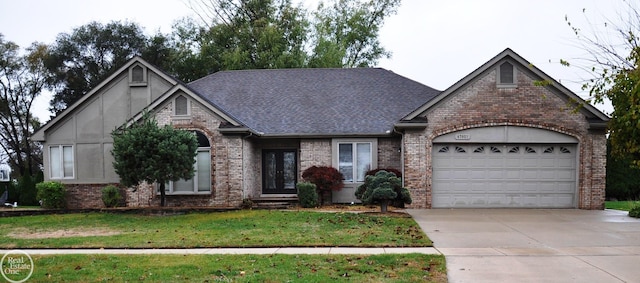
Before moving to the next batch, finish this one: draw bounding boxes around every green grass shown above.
[605,201,640,211]
[0,210,431,248]
[27,254,446,283]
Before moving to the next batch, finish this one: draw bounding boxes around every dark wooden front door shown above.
[262,149,297,194]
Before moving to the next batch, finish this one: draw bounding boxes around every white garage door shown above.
[432,144,577,208]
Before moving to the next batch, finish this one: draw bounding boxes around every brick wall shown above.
[378,137,402,170]
[300,139,332,178]
[403,67,607,209]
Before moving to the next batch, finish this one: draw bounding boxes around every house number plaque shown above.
[455,134,471,140]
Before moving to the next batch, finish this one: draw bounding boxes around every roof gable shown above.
[188,68,441,136]
[32,56,179,141]
[402,48,610,124]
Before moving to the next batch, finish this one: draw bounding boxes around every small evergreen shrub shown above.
[356,170,412,213]
[242,198,254,209]
[358,169,412,209]
[101,185,122,208]
[36,181,66,209]
[366,168,402,178]
[297,182,318,208]
[630,202,640,218]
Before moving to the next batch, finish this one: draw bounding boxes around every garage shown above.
[430,126,578,208]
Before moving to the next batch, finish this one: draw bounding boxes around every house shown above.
[31,48,609,209]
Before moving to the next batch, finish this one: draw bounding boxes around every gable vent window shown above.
[129,64,148,86]
[174,95,189,116]
[498,62,516,87]
[132,66,144,82]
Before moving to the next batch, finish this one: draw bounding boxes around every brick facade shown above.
[402,68,607,209]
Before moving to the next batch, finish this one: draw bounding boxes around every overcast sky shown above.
[0,0,626,122]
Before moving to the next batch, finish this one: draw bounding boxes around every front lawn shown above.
[605,201,639,211]
[30,254,446,282]
[0,210,431,248]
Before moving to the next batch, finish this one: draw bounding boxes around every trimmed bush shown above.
[101,185,122,208]
[302,166,344,205]
[356,170,412,213]
[36,181,66,209]
[358,168,412,209]
[297,182,318,208]
[366,168,402,179]
[630,203,640,218]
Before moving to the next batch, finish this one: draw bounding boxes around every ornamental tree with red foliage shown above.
[301,166,344,192]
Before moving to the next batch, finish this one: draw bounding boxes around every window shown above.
[560,147,571,154]
[131,65,144,82]
[544,147,555,153]
[455,146,466,153]
[165,131,211,193]
[490,146,501,153]
[174,95,189,116]
[438,146,449,153]
[334,139,377,183]
[508,146,520,153]
[498,62,516,87]
[129,64,147,86]
[473,146,485,153]
[50,145,74,179]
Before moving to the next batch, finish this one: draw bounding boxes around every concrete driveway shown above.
[406,209,640,283]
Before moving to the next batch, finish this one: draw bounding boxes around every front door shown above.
[262,149,297,194]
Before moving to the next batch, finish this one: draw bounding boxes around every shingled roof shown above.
[188,68,441,136]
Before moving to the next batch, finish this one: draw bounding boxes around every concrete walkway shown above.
[407,208,640,283]
[1,247,439,255]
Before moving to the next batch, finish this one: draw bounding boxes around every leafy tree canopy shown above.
[44,21,173,113]
[565,1,640,164]
[111,114,198,206]
[0,34,45,177]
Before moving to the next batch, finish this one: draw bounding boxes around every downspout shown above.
[393,127,405,187]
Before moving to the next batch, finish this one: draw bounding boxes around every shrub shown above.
[358,169,412,209]
[366,168,402,179]
[36,181,66,209]
[101,185,122,208]
[630,202,640,218]
[242,198,254,209]
[297,182,318,208]
[356,170,412,213]
[302,166,344,205]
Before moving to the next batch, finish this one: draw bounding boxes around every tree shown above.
[183,0,309,74]
[565,1,640,164]
[44,21,174,113]
[355,170,411,213]
[184,0,399,70]
[0,34,45,178]
[111,114,198,206]
[606,138,640,200]
[301,165,344,205]
[308,0,400,68]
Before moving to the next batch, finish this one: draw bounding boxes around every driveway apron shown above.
[407,209,640,283]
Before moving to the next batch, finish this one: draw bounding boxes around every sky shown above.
[0,0,627,122]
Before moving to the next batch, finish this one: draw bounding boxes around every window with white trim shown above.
[50,145,74,179]
[334,139,377,183]
[165,131,211,193]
